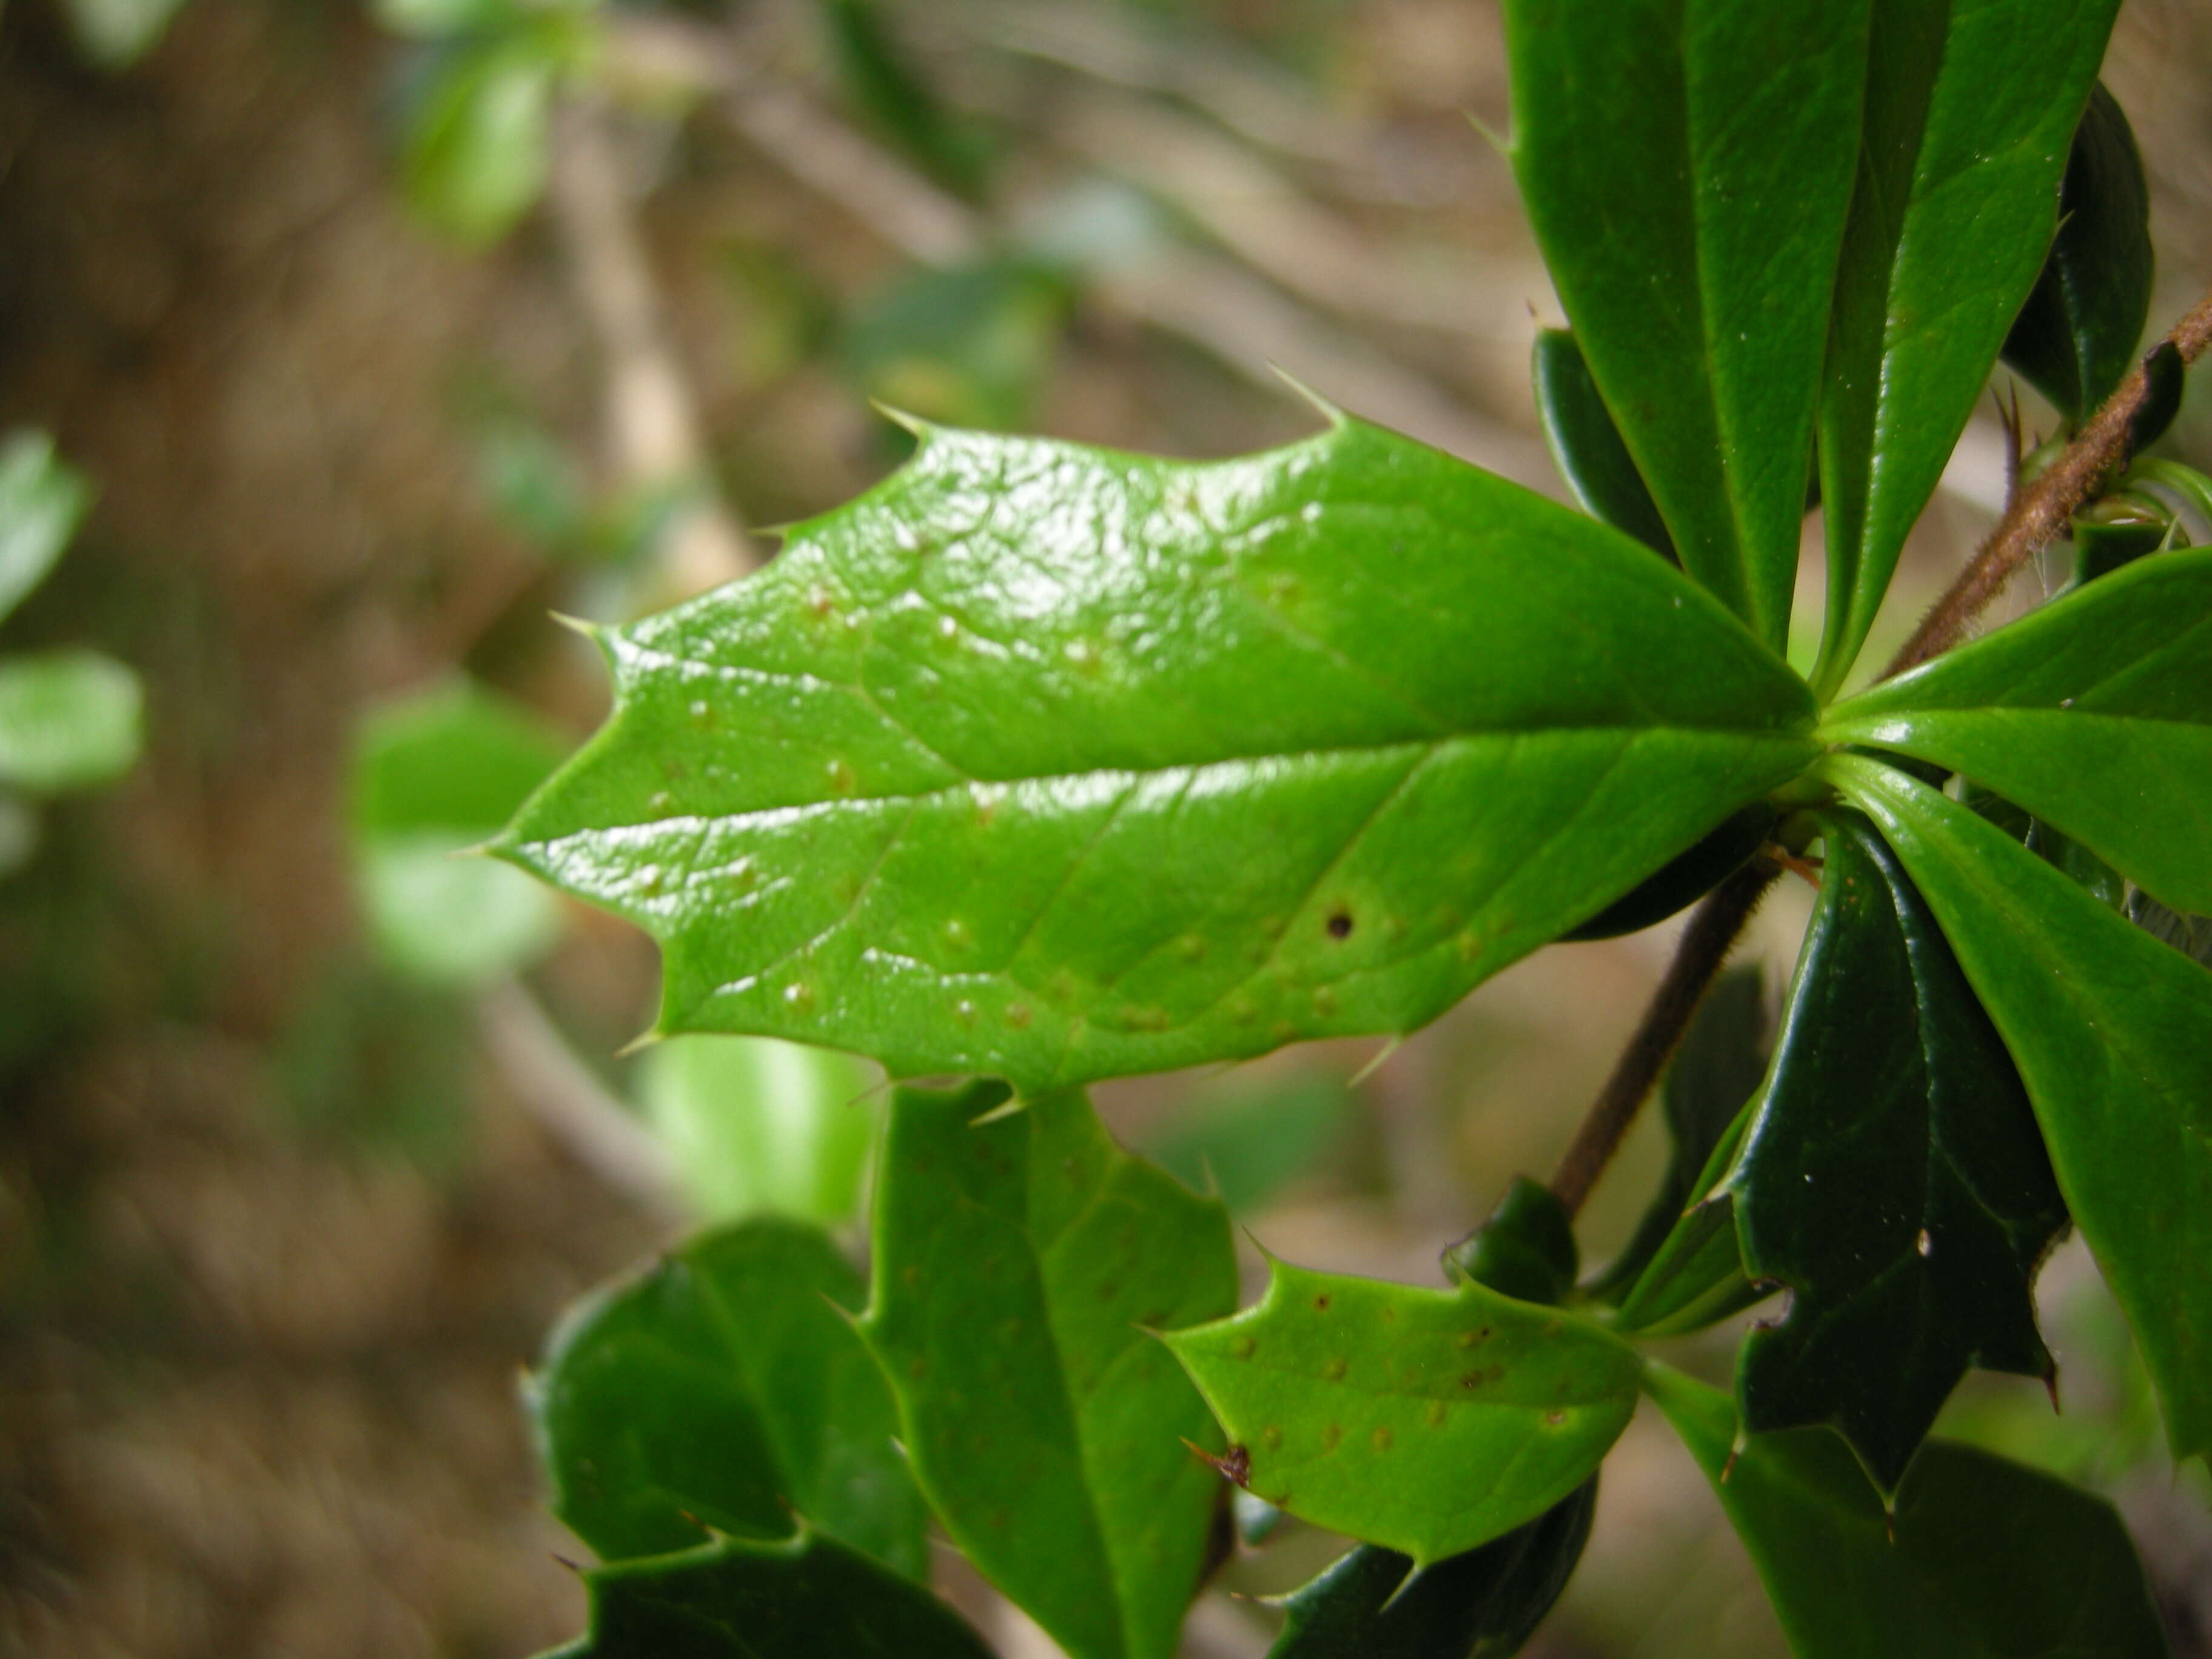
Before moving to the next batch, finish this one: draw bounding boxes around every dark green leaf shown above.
[2002,84,2154,423]
[1141,1071,1353,1217]
[821,0,991,199]
[1728,812,2066,1491]
[1505,0,1871,651]
[401,35,561,246]
[1266,1480,1596,1659]
[1646,1364,2170,1659]
[0,649,142,796]
[1441,1176,1578,1307]
[1963,781,2127,913]
[1561,805,1774,942]
[497,417,1820,1090]
[2127,340,2186,456]
[1815,0,2120,694]
[1589,965,1767,1301]
[547,1527,996,1659]
[2073,503,2178,586]
[636,1036,880,1227]
[532,1218,925,1576]
[860,1082,1236,1659]
[0,431,92,629]
[1529,330,1674,563]
[1822,548,2212,913]
[1609,1102,1765,1339]
[1166,1259,1638,1564]
[1831,754,2212,1469]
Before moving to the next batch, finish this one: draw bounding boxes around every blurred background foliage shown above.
[1,1,2209,1655]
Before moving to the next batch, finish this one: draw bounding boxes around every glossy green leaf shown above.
[402,36,560,246]
[1141,1071,1353,1218]
[0,650,142,796]
[1266,1480,1596,1659]
[61,0,186,67]
[1645,1364,2170,1659]
[548,1528,995,1659]
[2001,84,2153,424]
[637,1036,880,1227]
[0,431,92,629]
[1443,1176,1578,1308]
[498,417,1820,1090]
[1610,1102,1765,1339]
[531,1218,927,1576]
[1506,0,1871,648]
[1728,812,2066,1490]
[352,680,568,986]
[1166,1259,1639,1564]
[1814,0,2121,694]
[1963,782,2127,913]
[1561,804,1774,942]
[1831,754,2212,1467]
[860,1082,1236,1659]
[1590,965,1768,1301]
[1823,548,2212,913]
[1530,330,1674,563]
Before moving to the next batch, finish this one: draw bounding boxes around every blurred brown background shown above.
[2,1,2210,1655]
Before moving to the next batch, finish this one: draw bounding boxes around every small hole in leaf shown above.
[1326,910,1354,940]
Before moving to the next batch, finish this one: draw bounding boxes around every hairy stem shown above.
[1549,857,1781,1219]
[1886,282,2212,677]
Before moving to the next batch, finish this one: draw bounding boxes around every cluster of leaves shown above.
[491,3,2212,1656]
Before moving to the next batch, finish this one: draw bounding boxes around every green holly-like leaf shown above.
[1265,1480,1597,1659]
[531,1218,927,1578]
[1644,1364,2170,1659]
[2002,83,2154,424]
[0,431,92,629]
[1728,811,2066,1491]
[1165,1259,1639,1564]
[1443,1176,1579,1308]
[1814,0,2121,694]
[1822,548,2212,915]
[1590,964,1768,1301]
[1504,0,1870,651]
[546,1527,996,1659]
[1832,754,2212,1469]
[859,1082,1237,1659]
[497,417,1820,1091]
[1529,330,1674,563]
[0,649,142,797]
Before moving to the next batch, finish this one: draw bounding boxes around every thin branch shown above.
[1548,857,1781,1220]
[1886,282,2212,678]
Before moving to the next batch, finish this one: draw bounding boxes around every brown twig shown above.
[1548,857,1781,1219]
[1886,283,2212,679]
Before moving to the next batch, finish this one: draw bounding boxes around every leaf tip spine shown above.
[1267,365,1350,429]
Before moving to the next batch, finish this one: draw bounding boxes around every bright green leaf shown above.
[401,38,559,246]
[1166,1259,1640,1564]
[375,0,522,38]
[1814,0,2121,694]
[497,417,1820,1090]
[357,834,563,985]
[1822,548,2212,913]
[1265,1480,1596,1659]
[61,0,186,67]
[1645,1363,2170,1659]
[548,1527,995,1659]
[1529,330,1674,563]
[1140,1070,1354,1217]
[1728,812,2066,1490]
[1506,0,1871,649]
[532,1218,927,1576]
[1831,754,2212,1468]
[0,432,92,629]
[637,1035,880,1226]
[2001,83,2153,424]
[0,650,142,796]
[860,1082,1236,1659]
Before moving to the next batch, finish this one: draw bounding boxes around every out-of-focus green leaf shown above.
[549,1527,995,1659]
[532,1218,927,1576]
[861,1082,1236,1659]
[2002,84,2153,424]
[1590,965,1767,1301]
[636,1035,880,1226]
[497,417,1821,1090]
[843,261,1067,433]
[1561,805,1774,942]
[1822,547,2212,914]
[375,0,521,38]
[351,679,567,987]
[0,650,142,796]
[1141,1070,1353,1216]
[61,0,186,67]
[401,36,561,247]
[1832,754,2212,1469]
[1646,1364,2169,1659]
[820,0,991,199]
[1530,329,1673,563]
[1442,1176,1578,1308]
[1728,812,2066,1490]
[1167,1259,1638,1564]
[0,432,92,629]
[1506,0,1871,650]
[277,960,474,1163]
[1265,1480,1596,1659]
[1814,0,2121,694]
[0,796,37,880]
